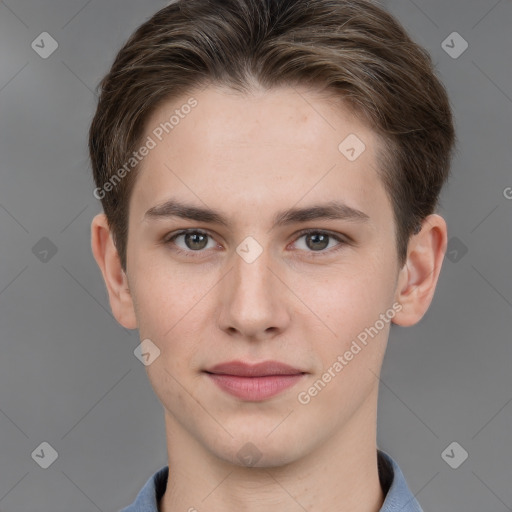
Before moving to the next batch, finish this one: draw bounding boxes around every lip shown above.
[205,360,305,377]
[204,360,307,401]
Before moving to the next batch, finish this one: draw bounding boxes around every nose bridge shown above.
[231,236,274,302]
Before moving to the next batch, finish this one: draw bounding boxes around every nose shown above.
[217,241,291,341]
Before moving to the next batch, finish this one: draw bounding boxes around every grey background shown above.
[0,0,511,511]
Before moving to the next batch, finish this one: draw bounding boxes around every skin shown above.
[91,84,447,512]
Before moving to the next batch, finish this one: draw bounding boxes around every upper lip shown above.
[205,360,305,377]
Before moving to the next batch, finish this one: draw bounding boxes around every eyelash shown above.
[163,228,348,259]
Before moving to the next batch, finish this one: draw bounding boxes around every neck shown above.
[159,388,384,512]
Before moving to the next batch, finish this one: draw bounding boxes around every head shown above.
[90,0,455,467]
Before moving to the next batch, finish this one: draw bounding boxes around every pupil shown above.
[307,233,328,251]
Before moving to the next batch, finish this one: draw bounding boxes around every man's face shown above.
[123,85,403,466]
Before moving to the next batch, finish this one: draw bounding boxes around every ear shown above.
[90,213,138,330]
[392,214,447,327]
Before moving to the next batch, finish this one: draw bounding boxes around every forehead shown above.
[130,85,392,228]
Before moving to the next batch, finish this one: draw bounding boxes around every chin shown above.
[205,433,308,469]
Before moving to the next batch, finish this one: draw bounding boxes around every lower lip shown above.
[205,373,305,401]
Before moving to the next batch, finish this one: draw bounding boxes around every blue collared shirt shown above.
[119,449,423,512]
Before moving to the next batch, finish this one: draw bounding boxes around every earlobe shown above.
[392,214,447,327]
[90,213,138,329]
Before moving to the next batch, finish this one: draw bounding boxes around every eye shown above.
[163,228,348,258]
[165,229,218,257]
[291,229,347,255]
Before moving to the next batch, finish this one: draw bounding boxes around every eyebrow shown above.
[143,198,370,229]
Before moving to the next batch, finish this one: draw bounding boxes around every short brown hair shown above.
[89,0,456,272]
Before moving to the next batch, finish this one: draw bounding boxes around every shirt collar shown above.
[120,449,423,512]
[377,449,424,512]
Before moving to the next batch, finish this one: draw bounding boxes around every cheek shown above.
[290,256,396,376]
[129,253,212,337]
[296,258,392,328]
[131,268,208,399]
[294,271,392,414]
[130,262,216,376]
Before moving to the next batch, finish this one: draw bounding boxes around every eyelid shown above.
[164,227,349,257]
